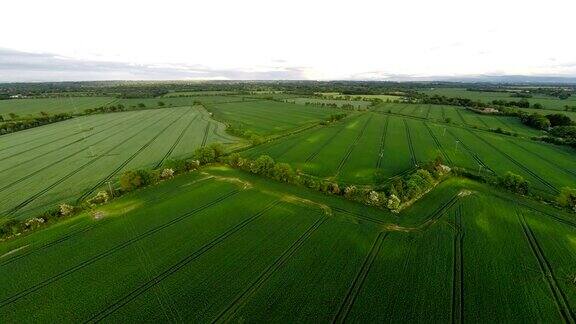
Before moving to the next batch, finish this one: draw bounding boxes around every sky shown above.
[1,0,575,82]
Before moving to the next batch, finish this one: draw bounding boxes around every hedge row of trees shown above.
[0,113,72,135]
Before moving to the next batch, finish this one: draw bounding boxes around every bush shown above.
[59,203,75,216]
[273,163,294,182]
[160,168,175,180]
[87,191,109,206]
[194,147,217,164]
[557,187,576,212]
[250,155,275,176]
[119,169,155,192]
[497,172,529,195]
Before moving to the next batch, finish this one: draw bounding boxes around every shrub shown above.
[557,187,576,212]
[59,203,75,216]
[250,155,275,176]
[160,168,175,180]
[119,169,155,191]
[387,194,401,212]
[194,147,217,164]
[273,163,294,182]
[87,191,109,206]
[497,172,529,195]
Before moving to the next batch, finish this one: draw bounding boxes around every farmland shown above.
[0,106,239,219]
[1,81,575,322]
[0,97,118,117]
[0,167,574,322]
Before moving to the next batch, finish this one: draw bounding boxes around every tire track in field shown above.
[467,130,558,193]
[336,115,373,174]
[424,122,452,165]
[212,215,329,323]
[376,116,390,169]
[507,141,576,177]
[78,108,189,201]
[445,129,494,173]
[0,222,105,267]
[0,112,138,174]
[7,110,179,215]
[0,112,156,195]
[85,199,281,323]
[454,108,468,125]
[403,119,417,166]
[154,113,200,168]
[201,122,210,148]
[425,105,432,119]
[494,195,576,230]
[420,194,460,229]
[332,206,388,226]
[0,190,240,309]
[451,205,464,324]
[305,121,349,163]
[516,210,575,323]
[0,115,127,162]
[332,232,387,324]
[441,106,447,120]
[475,116,491,129]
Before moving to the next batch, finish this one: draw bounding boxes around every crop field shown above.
[372,102,544,137]
[204,100,339,136]
[243,111,576,191]
[285,98,371,109]
[0,97,118,117]
[0,106,239,219]
[1,167,574,322]
[421,87,576,111]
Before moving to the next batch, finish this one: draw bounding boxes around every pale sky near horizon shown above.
[1,0,575,81]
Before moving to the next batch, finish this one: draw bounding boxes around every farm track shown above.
[336,115,373,174]
[420,194,460,229]
[77,108,189,201]
[508,141,576,177]
[0,112,157,195]
[517,211,575,323]
[7,110,179,215]
[332,207,388,226]
[332,232,387,324]
[0,112,138,174]
[155,113,200,168]
[305,121,349,163]
[86,199,282,323]
[403,120,417,166]
[425,122,452,165]
[445,129,493,173]
[212,215,329,323]
[454,109,468,125]
[467,130,558,193]
[376,116,389,169]
[0,190,241,309]
[154,115,198,169]
[475,116,491,129]
[451,205,464,324]
[201,123,210,148]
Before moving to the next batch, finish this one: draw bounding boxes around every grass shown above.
[0,106,239,219]
[1,167,574,322]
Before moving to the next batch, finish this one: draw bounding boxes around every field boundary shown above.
[332,231,387,323]
[85,199,282,323]
[0,189,241,309]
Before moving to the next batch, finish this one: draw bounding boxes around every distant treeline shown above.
[0,113,72,135]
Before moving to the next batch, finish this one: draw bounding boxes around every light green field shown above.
[286,98,371,108]
[421,87,576,111]
[204,100,340,136]
[0,97,118,117]
[1,167,574,322]
[0,106,239,219]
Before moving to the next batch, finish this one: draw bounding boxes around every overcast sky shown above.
[1,0,575,82]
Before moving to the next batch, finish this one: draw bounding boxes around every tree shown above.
[209,142,225,158]
[273,162,294,182]
[546,113,573,127]
[250,155,275,175]
[557,187,576,211]
[119,169,154,191]
[532,103,543,109]
[194,147,216,164]
[158,101,165,107]
[8,113,18,120]
[497,172,529,195]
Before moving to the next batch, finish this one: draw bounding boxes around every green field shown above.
[285,98,371,109]
[421,87,576,111]
[0,106,239,219]
[1,167,574,322]
[204,100,340,136]
[0,97,118,117]
[243,111,576,193]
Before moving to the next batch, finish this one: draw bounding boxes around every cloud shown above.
[0,48,309,82]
